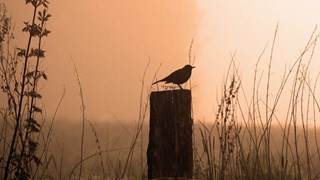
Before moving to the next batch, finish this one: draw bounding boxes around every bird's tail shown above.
[152,80,162,85]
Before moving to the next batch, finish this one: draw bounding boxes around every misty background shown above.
[4,0,320,122]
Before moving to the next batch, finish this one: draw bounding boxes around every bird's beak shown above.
[192,66,195,68]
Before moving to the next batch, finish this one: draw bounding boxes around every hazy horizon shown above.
[3,0,320,123]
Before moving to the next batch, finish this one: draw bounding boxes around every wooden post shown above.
[147,89,193,179]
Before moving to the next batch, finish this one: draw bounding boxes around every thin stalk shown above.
[69,147,130,180]
[20,9,46,174]
[34,88,65,178]
[3,4,38,179]
[310,74,320,163]
[265,23,278,178]
[71,58,85,180]
[121,59,150,179]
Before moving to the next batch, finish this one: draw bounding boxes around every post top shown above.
[151,89,191,94]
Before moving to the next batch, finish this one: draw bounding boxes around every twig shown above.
[71,57,86,180]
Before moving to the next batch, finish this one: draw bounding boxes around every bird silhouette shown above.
[152,64,195,89]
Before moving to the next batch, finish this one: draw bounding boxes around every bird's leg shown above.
[178,84,183,90]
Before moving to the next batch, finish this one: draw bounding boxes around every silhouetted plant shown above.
[195,26,320,180]
[0,0,51,179]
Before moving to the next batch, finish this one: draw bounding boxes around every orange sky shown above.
[4,0,320,122]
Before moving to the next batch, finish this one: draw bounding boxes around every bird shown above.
[152,64,195,89]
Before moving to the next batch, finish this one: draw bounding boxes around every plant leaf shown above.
[42,72,48,80]
[25,71,35,78]
[42,29,51,37]
[30,48,45,58]
[17,48,26,57]
[30,23,40,36]
[26,91,42,99]
[32,106,42,113]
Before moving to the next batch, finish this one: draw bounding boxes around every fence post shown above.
[147,89,193,179]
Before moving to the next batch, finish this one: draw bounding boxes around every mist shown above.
[5,0,198,121]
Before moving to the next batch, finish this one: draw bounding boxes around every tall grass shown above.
[71,58,86,180]
[2,1,320,179]
[195,26,320,180]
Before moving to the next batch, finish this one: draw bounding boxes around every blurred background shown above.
[4,0,320,122]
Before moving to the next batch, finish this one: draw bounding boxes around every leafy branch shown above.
[3,0,51,179]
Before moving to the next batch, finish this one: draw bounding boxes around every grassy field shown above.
[2,119,318,179]
[1,1,320,179]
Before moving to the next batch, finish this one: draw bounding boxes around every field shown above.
[3,119,320,179]
[2,1,320,180]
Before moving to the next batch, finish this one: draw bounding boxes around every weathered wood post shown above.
[147,89,193,179]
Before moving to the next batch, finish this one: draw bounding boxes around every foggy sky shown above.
[4,0,320,122]
[5,0,198,121]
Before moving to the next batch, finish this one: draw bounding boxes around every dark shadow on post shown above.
[147,89,193,179]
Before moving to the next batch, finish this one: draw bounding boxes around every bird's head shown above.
[184,64,195,70]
